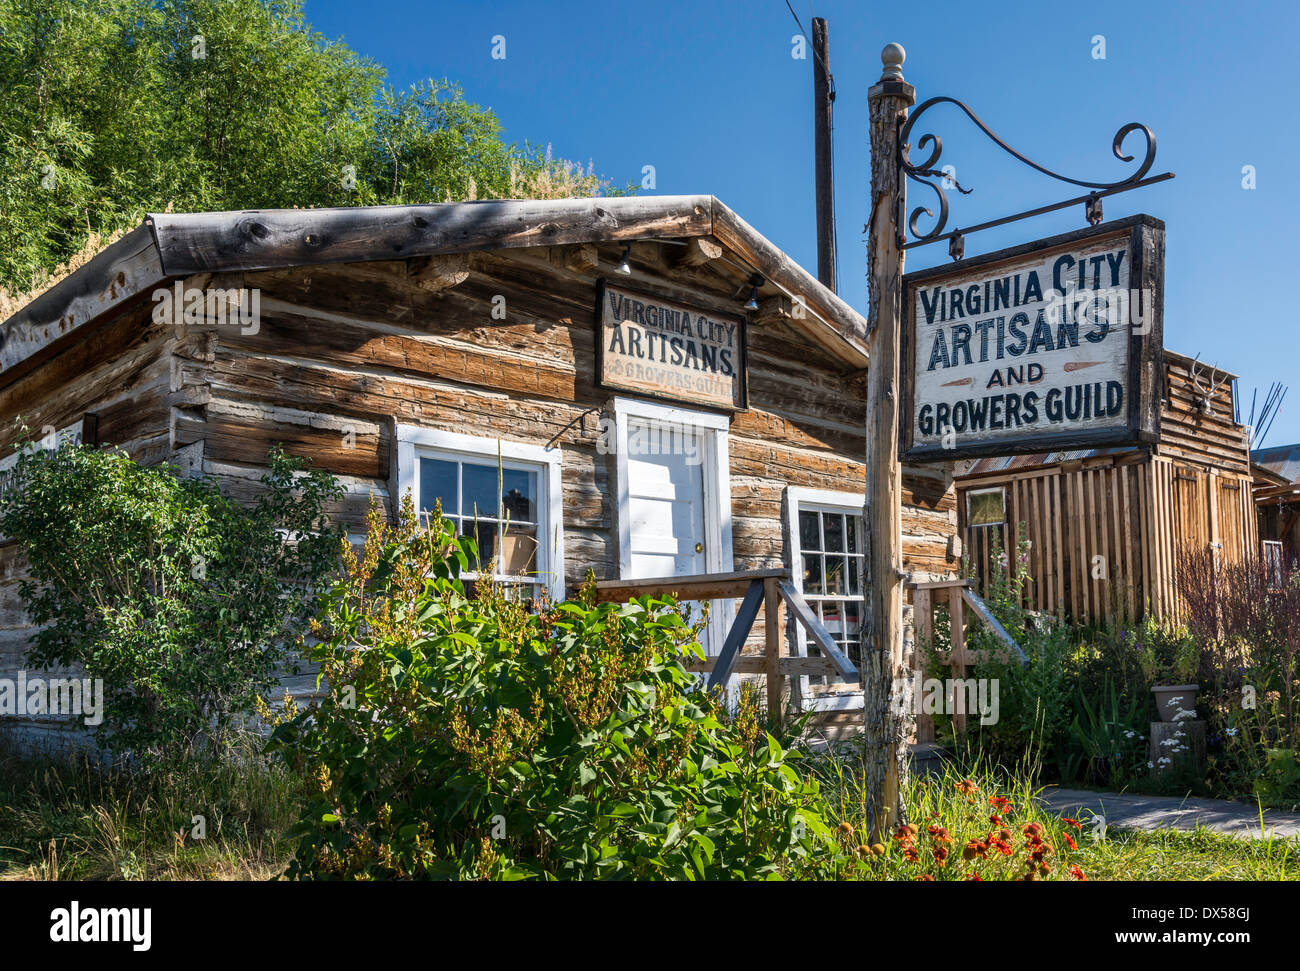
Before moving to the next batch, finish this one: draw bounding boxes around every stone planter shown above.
[1152,684,1199,723]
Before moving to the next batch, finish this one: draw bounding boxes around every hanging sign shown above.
[901,215,1165,461]
[596,281,747,410]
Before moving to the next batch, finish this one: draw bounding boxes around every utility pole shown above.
[812,17,835,292]
[863,42,914,840]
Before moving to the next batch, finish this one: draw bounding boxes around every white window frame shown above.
[610,396,734,657]
[395,425,565,600]
[786,486,866,712]
[966,486,1007,528]
[1263,539,1284,588]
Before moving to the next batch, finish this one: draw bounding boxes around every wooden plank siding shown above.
[960,457,1256,626]
[956,352,1256,626]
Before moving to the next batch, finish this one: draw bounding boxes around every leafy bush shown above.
[0,441,343,763]
[271,499,848,880]
[926,530,1074,771]
[1176,546,1300,805]
[1059,679,1149,788]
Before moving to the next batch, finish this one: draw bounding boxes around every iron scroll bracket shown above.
[893,96,1174,256]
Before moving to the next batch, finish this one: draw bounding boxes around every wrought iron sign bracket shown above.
[894,96,1174,257]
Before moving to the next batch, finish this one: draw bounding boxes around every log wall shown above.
[0,238,961,740]
[174,245,957,589]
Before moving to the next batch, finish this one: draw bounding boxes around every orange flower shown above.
[926,825,953,844]
[955,779,980,795]
[915,873,935,881]
[1062,817,1083,830]
[1062,833,1078,851]
[1069,865,1088,881]
[933,845,950,867]
[963,838,989,862]
[964,872,983,881]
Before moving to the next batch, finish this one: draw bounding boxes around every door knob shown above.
[694,542,704,554]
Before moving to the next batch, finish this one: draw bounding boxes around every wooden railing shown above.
[593,571,1024,737]
[907,578,1027,739]
[593,569,855,717]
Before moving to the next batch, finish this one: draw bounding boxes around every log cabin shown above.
[952,349,1257,625]
[0,195,962,746]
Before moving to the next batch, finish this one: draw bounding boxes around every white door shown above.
[625,418,707,578]
[615,400,734,661]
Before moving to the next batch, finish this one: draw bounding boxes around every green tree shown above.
[0,0,619,292]
[0,441,345,763]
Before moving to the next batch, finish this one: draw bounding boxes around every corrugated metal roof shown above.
[1251,443,1300,484]
[960,446,1133,477]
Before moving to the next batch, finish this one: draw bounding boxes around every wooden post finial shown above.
[880,43,906,82]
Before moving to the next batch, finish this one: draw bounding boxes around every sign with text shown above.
[596,281,747,410]
[901,216,1164,461]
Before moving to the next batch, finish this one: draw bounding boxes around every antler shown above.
[1189,354,1225,414]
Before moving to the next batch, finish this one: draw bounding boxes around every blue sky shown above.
[305,0,1300,447]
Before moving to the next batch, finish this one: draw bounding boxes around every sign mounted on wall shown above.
[901,215,1165,462]
[596,281,747,411]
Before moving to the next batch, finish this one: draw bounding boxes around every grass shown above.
[0,728,1294,880]
[803,740,1300,881]
[0,735,301,880]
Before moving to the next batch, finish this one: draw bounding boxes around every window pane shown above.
[844,600,862,634]
[799,510,820,551]
[498,526,538,575]
[462,519,497,567]
[969,489,1005,526]
[824,556,845,595]
[823,512,844,552]
[419,458,458,517]
[501,468,538,524]
[847,516,860,554]
[462,464,501,521]
[848,557,860,595]
[803,554,823,594]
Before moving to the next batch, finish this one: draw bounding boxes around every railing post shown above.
[912,587,934,744]
[947,585,966,736]
[763,577,783,720]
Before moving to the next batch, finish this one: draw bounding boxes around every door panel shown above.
[626,420,706,578]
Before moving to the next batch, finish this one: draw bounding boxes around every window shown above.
[1263,540,1284,589]
[967,487,1006,527]
[395,426,564,601]
[787,488,865,706]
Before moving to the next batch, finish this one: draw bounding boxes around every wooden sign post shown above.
[863,43,914,839]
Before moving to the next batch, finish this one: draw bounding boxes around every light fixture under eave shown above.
[616,245,632,274]
[743,273,764,311]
